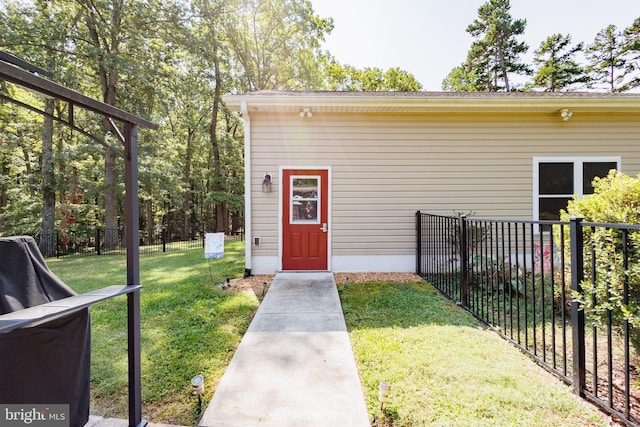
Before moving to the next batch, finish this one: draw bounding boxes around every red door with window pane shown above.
[282,169,328,270]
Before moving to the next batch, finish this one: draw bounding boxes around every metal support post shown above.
[570,216,586,397]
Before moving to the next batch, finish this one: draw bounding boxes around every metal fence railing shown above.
[416,211,640,427]
[34,229,244,259]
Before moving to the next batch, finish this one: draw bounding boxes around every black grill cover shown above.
[0,236,90,427]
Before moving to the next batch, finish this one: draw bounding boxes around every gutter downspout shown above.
[241,101,252,277]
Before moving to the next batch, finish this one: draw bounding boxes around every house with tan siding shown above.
[223,91,640,275]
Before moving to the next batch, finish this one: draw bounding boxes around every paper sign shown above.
[205,233,224,259]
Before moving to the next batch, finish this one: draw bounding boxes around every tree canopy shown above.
[1,0,640,246]
[443,0,640,92]
[0,0,422,243]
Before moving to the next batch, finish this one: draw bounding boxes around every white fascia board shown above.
[223,92,640,114]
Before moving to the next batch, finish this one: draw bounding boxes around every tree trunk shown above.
[104,147,119,249]
[0,161,8,232]
[497,41,510,91]
[40,98,56,257]
[83,0,122,250]
[182,128,194,240]
[209,26,227,233]
[145,193,153,245]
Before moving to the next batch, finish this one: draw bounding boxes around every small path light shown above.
[378,381,391,410]
[339,275,348,293]
[191,374,205,405]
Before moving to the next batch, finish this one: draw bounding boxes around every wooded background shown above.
[1,0,638,256]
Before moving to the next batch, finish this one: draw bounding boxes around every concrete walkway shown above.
[198,272,370,427]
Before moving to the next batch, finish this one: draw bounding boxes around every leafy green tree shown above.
[441,62,481,91]
[323,58,422,91]
[381,67,423,91]
[74,0,145,247]
[0,0,76,253]
[531,34,588,92]
[222,0,334,91]
[622,17,640,91]
[585,24,628,92]
[450,0,530,91]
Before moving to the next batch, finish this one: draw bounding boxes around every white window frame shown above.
[533,156,621,222]
[289,174,321,225]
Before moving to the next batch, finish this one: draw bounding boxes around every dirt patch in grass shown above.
[223,274,275,298]
[223,272,424,297]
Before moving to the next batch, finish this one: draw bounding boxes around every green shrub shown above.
[560,170,640,352]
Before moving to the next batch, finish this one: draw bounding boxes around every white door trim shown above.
[278,166,332,271]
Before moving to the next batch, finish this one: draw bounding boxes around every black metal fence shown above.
[416,211,640,426]
[35,228,244,259]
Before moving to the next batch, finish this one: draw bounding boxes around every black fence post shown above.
[96,229,101,256]
[162,227,167,253]
[459,215,469,308]
[416,211,422,276]
[570,216,586,397]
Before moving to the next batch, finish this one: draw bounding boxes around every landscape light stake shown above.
[208,259,213,285]
[191,375,205,406]
[378,381,391,410]
[339,276,349,293]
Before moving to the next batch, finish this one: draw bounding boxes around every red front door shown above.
[282,169,328,270]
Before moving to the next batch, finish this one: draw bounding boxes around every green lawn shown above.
[47,242,257,426]
[45,248,612,426]
[341,281,612,426]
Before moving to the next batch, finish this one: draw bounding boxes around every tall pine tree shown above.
[586,25,628,92]
[531,34,588,92]
[444,0,529,91]
[622,17,640,91]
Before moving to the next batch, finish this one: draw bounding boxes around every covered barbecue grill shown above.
[0,51,157,427]
[0,236,90,427]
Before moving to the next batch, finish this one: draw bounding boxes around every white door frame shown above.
[278,166,332,271]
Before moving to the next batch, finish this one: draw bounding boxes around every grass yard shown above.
[47,242,257,426]
[341,280,614,427]
[45,247,615,426]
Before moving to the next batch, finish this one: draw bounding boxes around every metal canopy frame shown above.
[0,51,157,427]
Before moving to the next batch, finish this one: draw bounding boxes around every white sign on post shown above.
[204,233,224,259]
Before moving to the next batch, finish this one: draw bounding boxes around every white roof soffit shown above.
[223,91,640,114]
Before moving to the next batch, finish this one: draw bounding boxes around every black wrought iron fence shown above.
[416,211,640,427]
[35,228,244,259]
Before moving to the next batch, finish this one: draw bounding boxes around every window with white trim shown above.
[533,157,620,222]
[290,176,320,224]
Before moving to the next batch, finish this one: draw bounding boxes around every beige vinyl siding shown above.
[249,111,640,258]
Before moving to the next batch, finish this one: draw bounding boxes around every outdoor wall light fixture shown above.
[378,381,391,410]
[560,108,573,121]
[262,173,272,193]
[299,107,313,118]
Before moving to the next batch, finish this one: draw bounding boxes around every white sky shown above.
[310,0,640,90]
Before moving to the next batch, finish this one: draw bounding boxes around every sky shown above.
[310,0,640,90]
